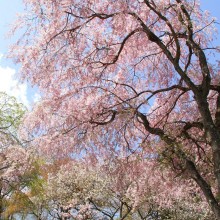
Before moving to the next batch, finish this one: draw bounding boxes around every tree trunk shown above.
[195,95,220,195]
[186,160,220,219]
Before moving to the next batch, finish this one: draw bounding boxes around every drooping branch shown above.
[186,160,220,217]
[128,11,198,93]
[101,28,142,65]
[90,110,117,126]
[136,110,220,215]
[143,0,181,63]
[175,0,211,96]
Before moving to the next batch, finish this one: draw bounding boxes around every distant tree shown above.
[0,92,29,219]
[35,157,212,220]
[0,147,42,220]
[11,0,220,218]
[0,92,26,148]
[2,157,74,220]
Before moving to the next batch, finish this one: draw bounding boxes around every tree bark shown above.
[137,111,220,219]
[186,160,220,219]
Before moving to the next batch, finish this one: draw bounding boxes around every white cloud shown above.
[0,54,29,106]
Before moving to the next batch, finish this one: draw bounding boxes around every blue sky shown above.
[0,0,23,62]
[0,0,31,106]
[0,0,219,107]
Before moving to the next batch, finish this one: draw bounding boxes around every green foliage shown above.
[0,92,26,129]
[0,92,26,146]
[2,158,46,219]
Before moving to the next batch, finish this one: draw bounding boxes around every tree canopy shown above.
[7,0,220,219]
